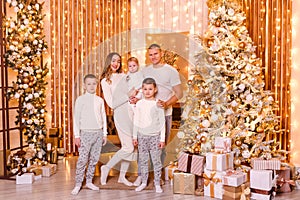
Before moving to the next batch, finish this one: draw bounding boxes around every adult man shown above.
[141,43,183,166]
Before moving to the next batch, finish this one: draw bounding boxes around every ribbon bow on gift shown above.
[240,184,250,200]
[277,178,296,187]
[225,169,239,176]
[223,140,231,153]
[203,172,222,186]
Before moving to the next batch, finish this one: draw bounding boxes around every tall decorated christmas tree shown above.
[4,0,48,160]
[178,0,286,167]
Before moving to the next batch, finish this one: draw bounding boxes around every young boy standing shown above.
[71,74,107,195]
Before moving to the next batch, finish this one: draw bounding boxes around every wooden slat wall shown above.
[50,0,130,153]
[242,0,292,153]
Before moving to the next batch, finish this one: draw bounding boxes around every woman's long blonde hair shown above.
[100,52,122,84]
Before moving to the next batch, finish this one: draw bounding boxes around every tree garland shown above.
[4,0,48,159]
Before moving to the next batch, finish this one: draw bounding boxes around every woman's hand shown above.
[133,139,138,146]
[75,138,81,148]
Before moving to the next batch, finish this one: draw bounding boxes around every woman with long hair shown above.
[100,52,137,186]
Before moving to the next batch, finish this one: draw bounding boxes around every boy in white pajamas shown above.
[71,74,107,195]
[133,78,165,193]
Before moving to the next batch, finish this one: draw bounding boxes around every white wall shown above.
[291,0,300,166]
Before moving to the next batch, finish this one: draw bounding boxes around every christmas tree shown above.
[178,0,287,166]
[4,0,48,161]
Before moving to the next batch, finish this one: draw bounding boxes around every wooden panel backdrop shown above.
[242,0,292,155]
[50,0,131,153]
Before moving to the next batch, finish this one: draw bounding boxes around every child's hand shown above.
[129,96,140,104]
[133,139,138,146]
[75,138,81,148]
[102,137,107,146]
[159,142,165,149]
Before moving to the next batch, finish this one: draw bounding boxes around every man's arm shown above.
[158,84,183,108]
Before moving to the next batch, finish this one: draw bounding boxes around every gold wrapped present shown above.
[40,164,57,177]
[27,166,43,176]
[173,172,196,194]
[223,182,250,200]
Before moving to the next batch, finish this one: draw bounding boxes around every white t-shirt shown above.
[142,64,181,116]
[73,92,107,138]
[133,99,165,142]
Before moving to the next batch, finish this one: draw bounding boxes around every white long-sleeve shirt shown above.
[73,92,107,138]
[126,71,144,99]
[133,99,165,142]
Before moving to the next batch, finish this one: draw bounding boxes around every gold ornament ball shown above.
[29,76,34,81]
[200,136,207,143]
[274,125,280,131]
[28,82,33,87]
[234,159,241,166]
[215,21,221,27]
[194,147,200,154]
[25,88,31,93]
[187,80,192,85]
[36,74,42,79]
[28,34,35,41]
[23,77,30,84]
[256,126,264,133]
[18,43,23,49]
[235,139,242,147]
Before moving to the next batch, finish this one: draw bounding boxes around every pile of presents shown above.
[7,147,58,184]
[16,162,57,184]
[166,137,296,199]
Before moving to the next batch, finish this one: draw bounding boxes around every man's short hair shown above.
[148,43,161,50]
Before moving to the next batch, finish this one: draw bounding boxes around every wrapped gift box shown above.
[214,137,231,153]
[203,168,225,199]
[251,191,273,200]
[250,169,275,199]
[251,158,281,170]
[27,166,43,176]
[173,172,196,194]
[16,173,34,184]
[276,167,295,193]
[205,152,234,171]
[250,170,273,191]
[223,182,250,200]
[165,163,179,185]
[222,170,247,187]
[177,152,205,176]
[40,164,57,177]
